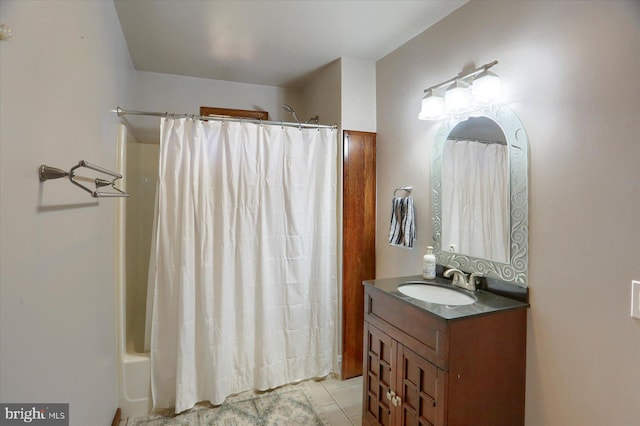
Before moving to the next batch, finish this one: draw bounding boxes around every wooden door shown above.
[363,323,395,426]
[342,130,376,379]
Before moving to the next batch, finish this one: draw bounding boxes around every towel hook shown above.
[394,186,413,197]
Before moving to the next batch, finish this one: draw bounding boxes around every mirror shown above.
[431,106,529,286]
[441,117,509,264]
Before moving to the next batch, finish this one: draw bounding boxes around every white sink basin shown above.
[398,282,476,306]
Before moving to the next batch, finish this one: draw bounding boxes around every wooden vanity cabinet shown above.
[362,284,527,426]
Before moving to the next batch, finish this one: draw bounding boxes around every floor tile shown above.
[122,378,364,425]
[306,379,335,406]
[327,383,363,417]
[321,375,363,391]
[319,403,353,426]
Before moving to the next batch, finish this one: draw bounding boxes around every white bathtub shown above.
[115,124,158,418]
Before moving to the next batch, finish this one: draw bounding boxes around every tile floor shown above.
[119,375,363,425]
[307,375,363,425]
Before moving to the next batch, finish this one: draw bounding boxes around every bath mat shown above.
[127,381,329,425]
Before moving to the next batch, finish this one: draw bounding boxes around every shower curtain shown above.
[148,118,338,412]
[441,139,509,262]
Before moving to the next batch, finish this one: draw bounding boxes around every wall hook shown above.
[394,186,413,197]
[0,24,12,41]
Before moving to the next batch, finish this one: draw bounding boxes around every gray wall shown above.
[129,70,302,143]
[376,1,640,424]
[0,1,135,424]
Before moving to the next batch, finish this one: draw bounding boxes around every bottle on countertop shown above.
[422,246,436,280]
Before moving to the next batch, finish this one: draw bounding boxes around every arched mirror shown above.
[431,106,529,286]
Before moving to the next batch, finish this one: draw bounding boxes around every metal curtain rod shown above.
[447,136,507,145]
[424,60,498,93]
[114,107,338,130]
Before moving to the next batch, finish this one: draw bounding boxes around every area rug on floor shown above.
[127,382,329,425]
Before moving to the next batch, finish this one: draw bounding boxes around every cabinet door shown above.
[397,345,446,426]
[363,322,396,426]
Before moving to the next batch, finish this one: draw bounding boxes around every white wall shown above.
[299,59,342,128]
[376,1,640,424]
[298,57,376,131]
[126,71,301,143]
[124,141,158,354]
[341,57,376,133]
[0,1,135,425]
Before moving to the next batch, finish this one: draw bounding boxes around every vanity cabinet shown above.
[362,283,527,426]
[365,322,445,425]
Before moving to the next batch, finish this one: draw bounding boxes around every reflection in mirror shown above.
[432,106,529,287]
[441,117,509,264]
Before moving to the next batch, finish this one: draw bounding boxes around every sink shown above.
[397,281,476,306]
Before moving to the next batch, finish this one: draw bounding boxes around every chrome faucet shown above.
[443,268,482,291]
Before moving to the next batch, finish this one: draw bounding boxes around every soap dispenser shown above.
[422,246,436,280]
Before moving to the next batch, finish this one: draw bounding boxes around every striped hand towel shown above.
[389,196,416,248]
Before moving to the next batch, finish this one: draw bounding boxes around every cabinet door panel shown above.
[398,345,445,426]
[363,323,395,425]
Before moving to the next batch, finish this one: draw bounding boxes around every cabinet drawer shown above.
[365,286,449,367]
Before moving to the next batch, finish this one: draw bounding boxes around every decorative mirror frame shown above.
[431,105,529,287]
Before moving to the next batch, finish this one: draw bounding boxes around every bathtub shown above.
[115,124,158,418]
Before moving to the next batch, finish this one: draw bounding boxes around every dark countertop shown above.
[363,275,530,321]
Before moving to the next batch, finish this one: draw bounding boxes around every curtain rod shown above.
[447,136,507,145]
[113,107,338,130]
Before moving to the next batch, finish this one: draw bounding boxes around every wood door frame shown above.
[199,106,269,120]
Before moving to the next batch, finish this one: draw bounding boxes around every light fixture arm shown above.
[423,60,498,93]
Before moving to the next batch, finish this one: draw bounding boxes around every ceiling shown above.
[114,0,467,88]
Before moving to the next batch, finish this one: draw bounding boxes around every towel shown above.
[389,196,416,248]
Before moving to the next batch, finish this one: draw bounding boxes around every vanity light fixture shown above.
[472,69,501,105]
[418,89,445,120]
[444,80,471,112]
[418,60,501,121]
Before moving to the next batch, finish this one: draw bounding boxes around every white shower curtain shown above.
[148,118,338,413]
[441,139,509,262]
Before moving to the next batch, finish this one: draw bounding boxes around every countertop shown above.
[363,275,530,321]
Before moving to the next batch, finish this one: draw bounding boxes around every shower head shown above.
[281,104,294,114]
[281,104,300,124]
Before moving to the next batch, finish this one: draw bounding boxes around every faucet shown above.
[443,268,483,291]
